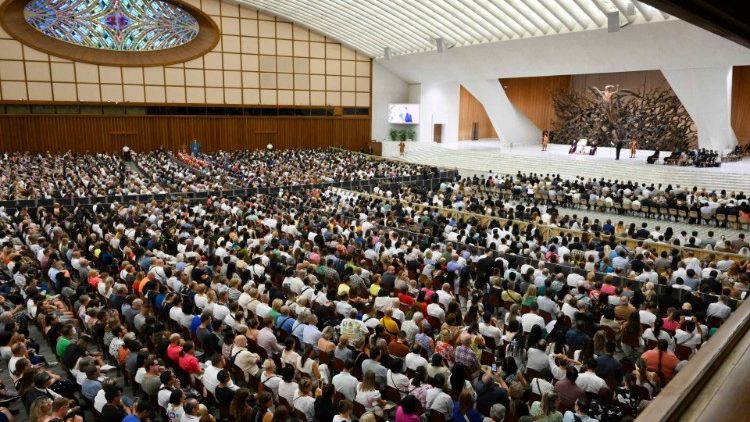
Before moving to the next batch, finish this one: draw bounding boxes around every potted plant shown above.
[389,128,399,142]
[405,127,416,141]
[398,129,407,142]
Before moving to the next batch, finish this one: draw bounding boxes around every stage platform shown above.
[382,141,750,193]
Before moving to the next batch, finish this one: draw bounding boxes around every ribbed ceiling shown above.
[238,0,673,58]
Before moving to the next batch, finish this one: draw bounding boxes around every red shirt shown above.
[398,292,415,306]
[642,348,679,383]
[179,353,202,374]
[88,276,101,289]
[167,344,182,363]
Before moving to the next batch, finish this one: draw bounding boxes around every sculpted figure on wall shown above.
[551,87,696,151]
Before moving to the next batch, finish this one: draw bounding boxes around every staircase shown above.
[388,142,750,193]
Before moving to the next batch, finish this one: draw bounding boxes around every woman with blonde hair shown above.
[97,276,114,299]
[334,334,352,362]
[358,413,377,422]
[355,371,386,417]
[268,299,283,322]
[260,359,281,399]
[318,326,336,353]
[529,390,563,422]
[292,377,316,422]
[642,282,657,303]
[522,284,538,307]
[28,397,52,422]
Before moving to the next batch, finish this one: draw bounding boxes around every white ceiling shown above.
[238,0,673,58]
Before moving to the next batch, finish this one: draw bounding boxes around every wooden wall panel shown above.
[458,85,498,141]
[0,115,371,153]
[499,75,571,131]
[732,65,750,146]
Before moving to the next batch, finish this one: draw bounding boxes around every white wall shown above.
[375,20,750,148]
[663,67,737,151]
[371,62,409,141]
[418,82,460,143]
[377,21,750,84]
[462,80,539,146]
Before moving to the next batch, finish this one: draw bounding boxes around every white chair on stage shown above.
[576,138,588,154]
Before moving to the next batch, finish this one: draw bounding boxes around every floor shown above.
[384,141,750,193]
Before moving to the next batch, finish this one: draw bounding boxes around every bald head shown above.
[234,335,248,348]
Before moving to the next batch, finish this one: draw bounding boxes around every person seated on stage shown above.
[588,142,598,156]
[568,141,577,154]
[663,150,680,165]
[577,139,588,154]
[647,149,660,164]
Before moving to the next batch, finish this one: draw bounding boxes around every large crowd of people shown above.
[1,149,431,201]
[457,172,750,230]
[0,147,747,422]
[0,153,157,200]
[177,149,431,189]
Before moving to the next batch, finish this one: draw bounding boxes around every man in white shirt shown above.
[427,294,446,323]
[639,304,657,328]
[561,297,578,322]
[575,360,607,393]
[426,374,454,416]
[436,283,453,308]
[536,290,560,315]
[400,312,423,344]
[405,344,428,371]
[520,303,546,333]
[202,355,239,395]
[706,296,732,321]
[230,335,262,382]
[331,360,358,401]
[478,313,503,345]
[335,294,353,317]
[674,320,702,350]
[302,315,322,347]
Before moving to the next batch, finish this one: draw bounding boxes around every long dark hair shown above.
[450,363,467,395]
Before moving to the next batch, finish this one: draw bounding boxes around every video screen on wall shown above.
[388,104,419,124]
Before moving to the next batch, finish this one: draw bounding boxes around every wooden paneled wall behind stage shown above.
[459,85,498,140]
[732,66,750,146]
[0,115,372,153]
[499,75,571,131]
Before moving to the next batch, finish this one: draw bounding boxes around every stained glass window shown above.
[23,0,199,51]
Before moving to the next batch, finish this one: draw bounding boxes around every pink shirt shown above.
[395,407,420,422]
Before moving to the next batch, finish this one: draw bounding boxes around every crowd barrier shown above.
[0,170,458,211]
[467,182,750,231]
[331,187,748,264]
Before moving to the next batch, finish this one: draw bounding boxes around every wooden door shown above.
[433,124,443,143]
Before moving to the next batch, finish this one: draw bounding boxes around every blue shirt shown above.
[81,379,102,401]
[190,315,202,335]
[276,315,295,334]
[123,416,142,422]
[452,401,483,422]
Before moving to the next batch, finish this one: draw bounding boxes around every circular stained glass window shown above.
[23,0,200,51]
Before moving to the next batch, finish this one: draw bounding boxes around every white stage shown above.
[382,140,750,192]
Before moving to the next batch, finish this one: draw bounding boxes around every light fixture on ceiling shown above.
[607,11,631,32]
[434,37,453,53]
[436,37,445,53]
